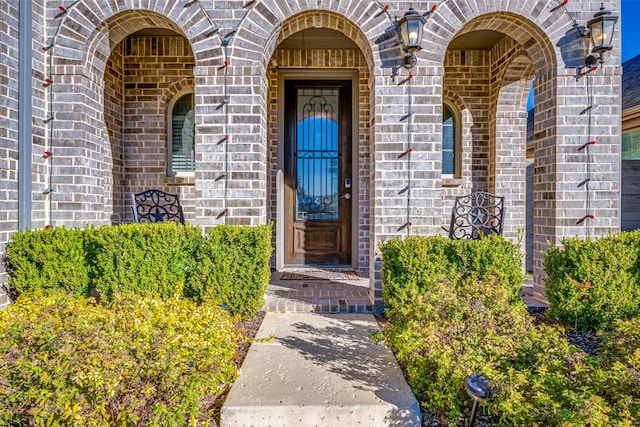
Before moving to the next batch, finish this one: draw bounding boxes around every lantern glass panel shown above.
[602,17,616,45]
[590,19,604,49]
[407,19,421,47]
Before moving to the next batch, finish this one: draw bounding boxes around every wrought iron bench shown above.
[443,191,505,240]
[131,189,185,224]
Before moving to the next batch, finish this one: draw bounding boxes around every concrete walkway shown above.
[221,312,421,427]
[221,268,548,426]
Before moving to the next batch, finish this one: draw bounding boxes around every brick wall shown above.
[0,0,622,309]
[0,1,19,307]
[0,0,47,307]
[120,35,195,222]
[442,49,492,195]
[105,44,125,222]
[490,40,533,243]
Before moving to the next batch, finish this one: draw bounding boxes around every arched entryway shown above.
[102,16,197,222]
[42,2,222,227]
[436,11,558,284]
[266,12,373,274]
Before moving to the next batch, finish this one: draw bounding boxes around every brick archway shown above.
[43,3,217,226]
[264,11,375,273]
[103,29,196,222]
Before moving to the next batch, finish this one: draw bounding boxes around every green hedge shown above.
[380,236,639,426]
[3,227,89,298]
[380,235,524,314]
[187,224,273,319]
[3,223,273,319]
[0,292,240,426]
[86,223,202,303]
[544,230,640,331]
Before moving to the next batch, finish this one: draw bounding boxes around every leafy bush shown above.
[3,223,273,318]
[3,227,89,298]
[380,236,639,426]
[591,318,640,421]
[0,292,240,426]
[380,235,524,312]
[86,223,202,303]
[544,230,640,331]
[187,224,273,319]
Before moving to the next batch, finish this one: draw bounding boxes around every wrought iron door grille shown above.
[295,88,340,221]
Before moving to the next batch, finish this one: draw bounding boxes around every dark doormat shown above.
[279,270,360,280]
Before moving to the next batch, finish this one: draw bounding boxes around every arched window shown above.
[168,90,195,175]
[442,103,458,176]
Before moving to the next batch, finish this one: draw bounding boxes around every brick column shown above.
[195,64,268,228]
[370,66,444,311]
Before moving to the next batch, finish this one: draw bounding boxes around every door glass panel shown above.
[296,88,340,221]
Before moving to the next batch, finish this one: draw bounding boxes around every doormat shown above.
[279,270,360,280]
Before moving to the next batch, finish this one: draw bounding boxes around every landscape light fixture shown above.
[397,7,425,69]
[584,3,618,66]
[464,374,490,427]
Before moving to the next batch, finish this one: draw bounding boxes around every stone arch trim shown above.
[442,90,467,117]
[163,80,196,112]
[47,1,222,78]
[233,4,390,75]
[422,2,559,72]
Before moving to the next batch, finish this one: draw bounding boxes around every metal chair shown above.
[443,191,505,240]
[131,189,185,224]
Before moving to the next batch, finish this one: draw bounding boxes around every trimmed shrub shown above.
[3,227,89,298]
[86,222,203,303]
[0,292,240,426]
[4,223,273,318]
[187,223,273,319]
[380,235,639,426]
[380,235,524,314]
[383,274,613,425]
[544,230,640,331]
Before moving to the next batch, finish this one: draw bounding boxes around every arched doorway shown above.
[266,15,373,274]
[39,2,222,227]
[103,22,196,222]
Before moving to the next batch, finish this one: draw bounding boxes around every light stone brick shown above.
[0,0,623,310]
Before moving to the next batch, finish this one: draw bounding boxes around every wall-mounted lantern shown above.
[584,3,618,66]
[397,8,426,69]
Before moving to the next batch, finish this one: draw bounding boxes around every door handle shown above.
[343,192,351,200]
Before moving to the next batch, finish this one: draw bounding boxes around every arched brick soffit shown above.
[162,80,195,111]
[422,0,562,72]
[231,4,392,75]
[443,90,468,120]
[48,1,222,78]
[498,55,535,111]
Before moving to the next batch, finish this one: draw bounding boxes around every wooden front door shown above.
[284,80,352,265]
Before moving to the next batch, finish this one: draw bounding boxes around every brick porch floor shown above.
[263,269,374,313]
[521,275,549,311]
[263,268,549,314]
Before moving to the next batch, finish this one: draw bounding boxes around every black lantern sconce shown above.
[397,7,426,69]
[584,3,618,67]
